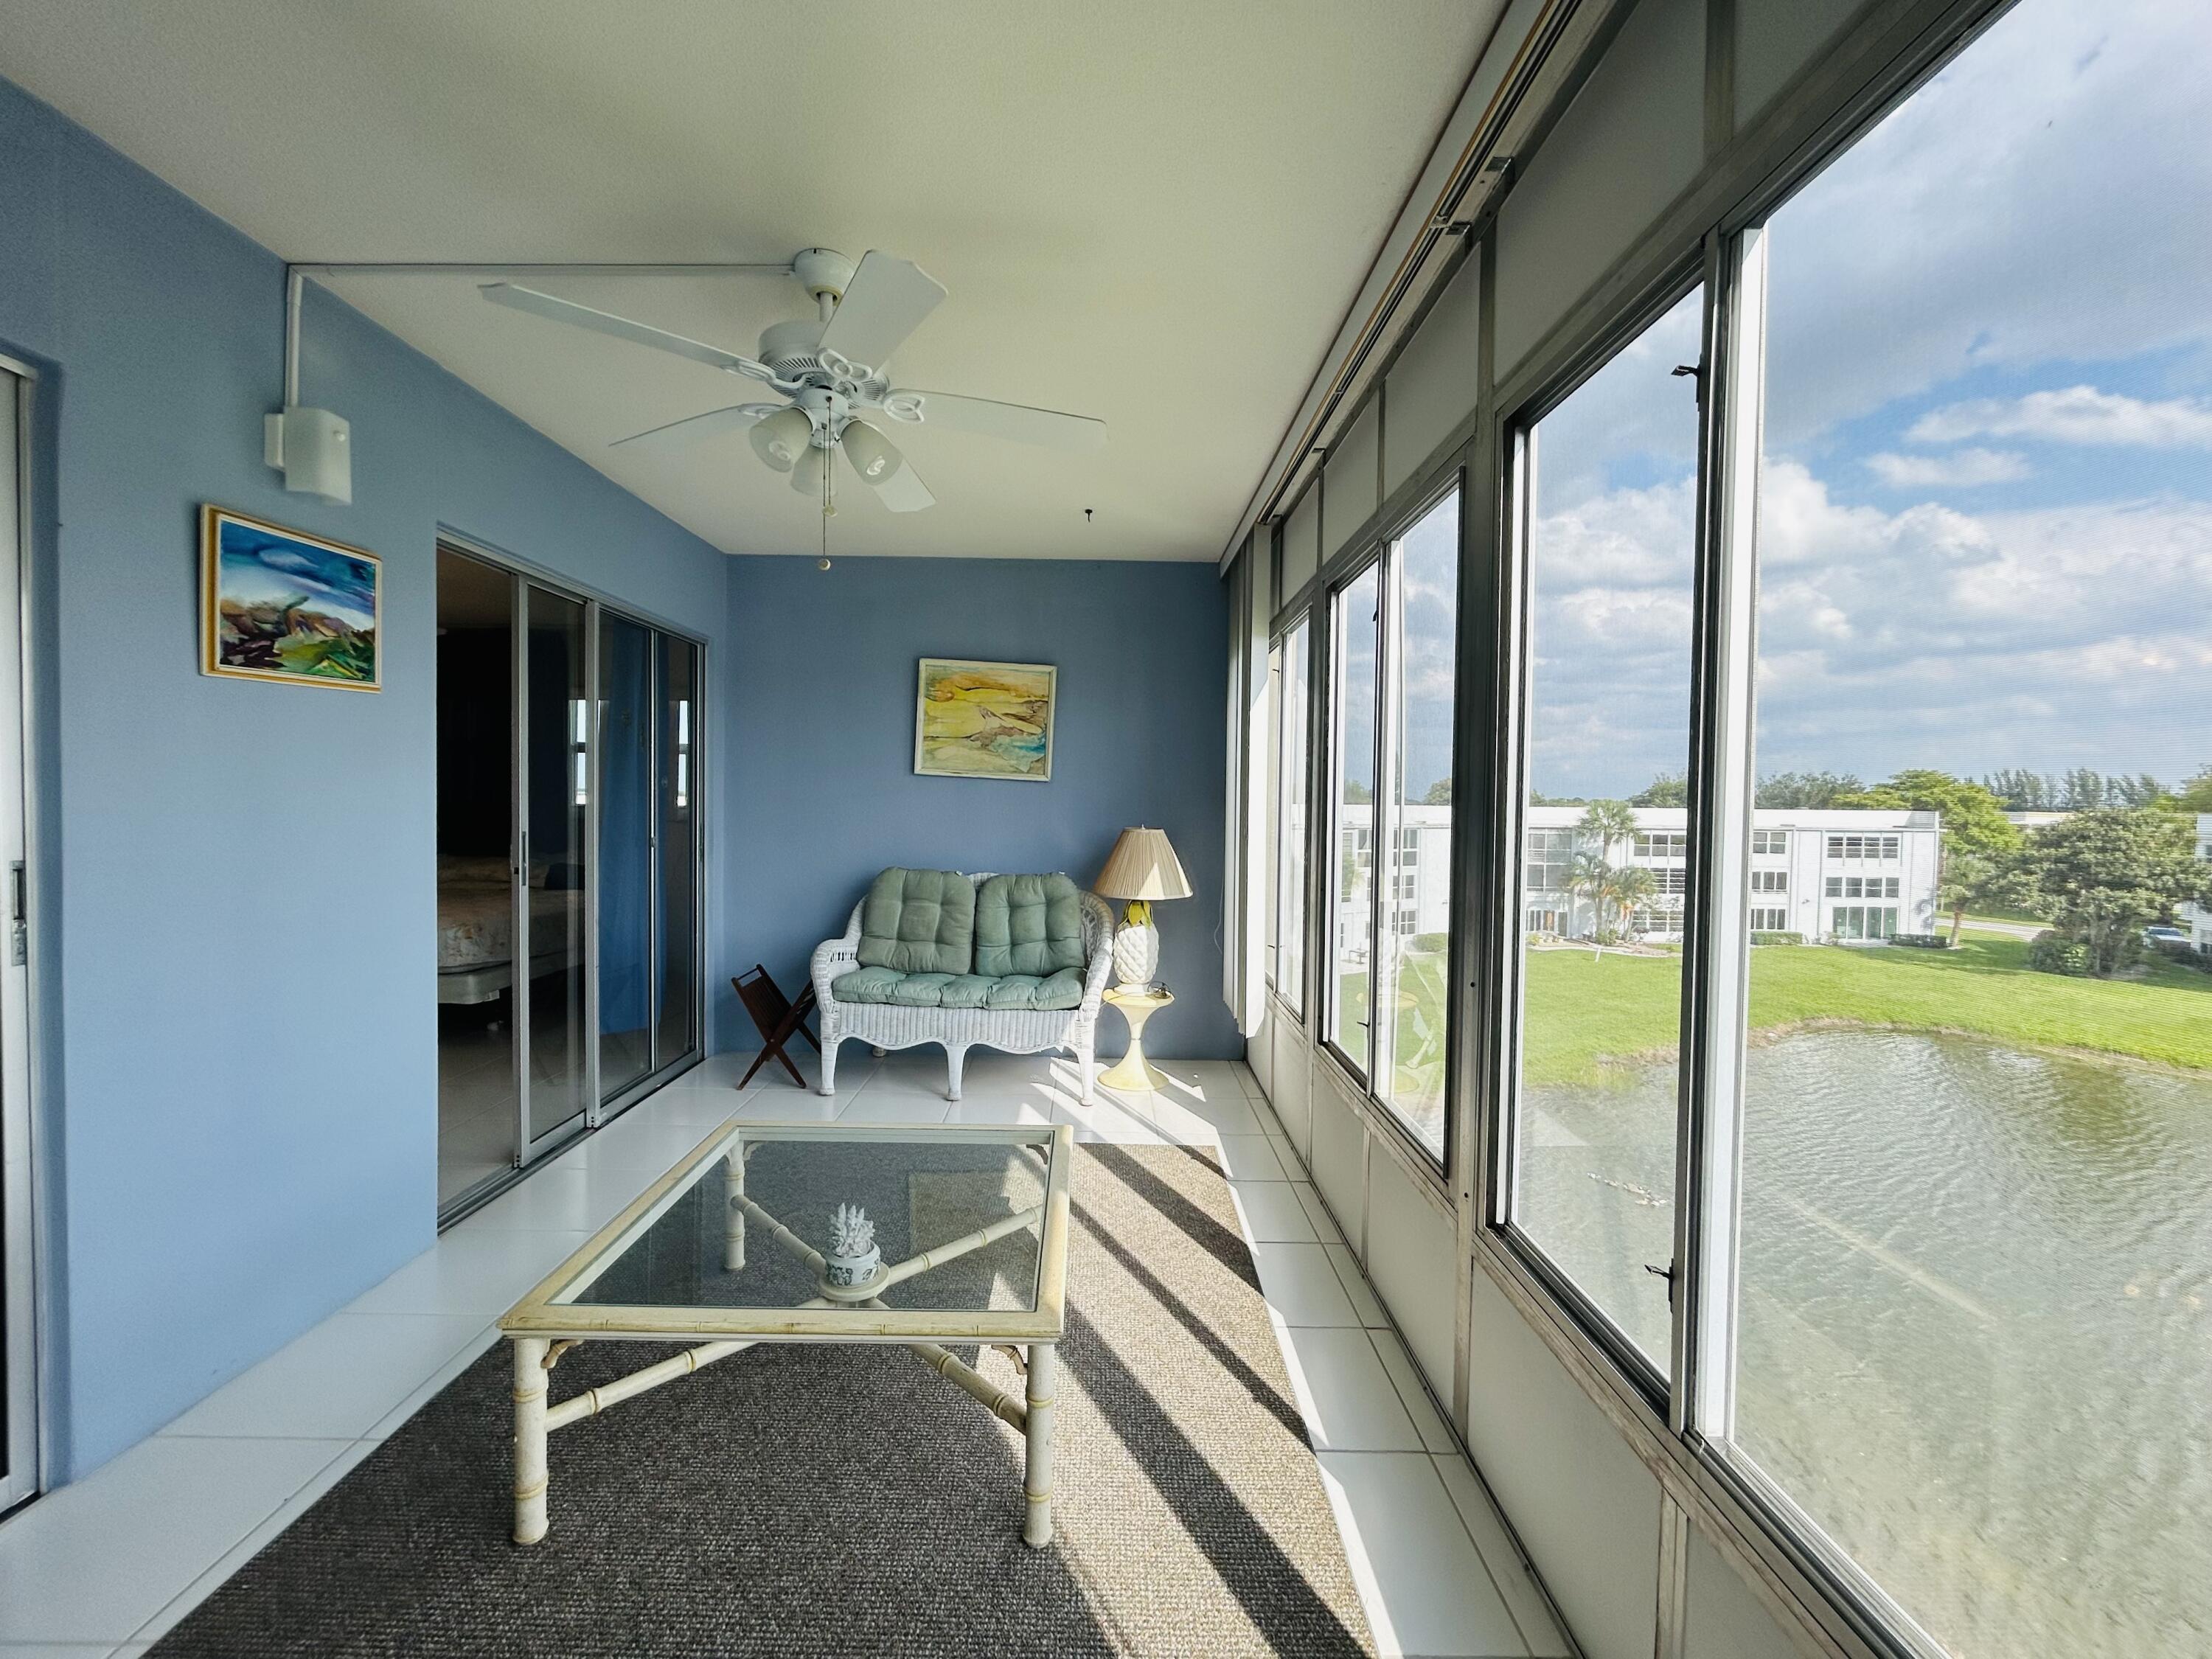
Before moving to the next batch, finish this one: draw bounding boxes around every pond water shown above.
[1521,1029,2212,1659]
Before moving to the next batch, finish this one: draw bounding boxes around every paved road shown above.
[1963,919,2043,940]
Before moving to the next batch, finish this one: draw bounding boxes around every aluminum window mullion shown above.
[509,576,531,1169]
[1371,543,1405,1096]
[1672,225,1767,1441]
[582,603,603,1126]
[1485,422,1535,1232]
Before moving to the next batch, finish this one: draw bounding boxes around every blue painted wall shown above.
[721,556,1237,1063]
[0,75,731,1480]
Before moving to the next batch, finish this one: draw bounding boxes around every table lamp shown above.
[1093,826,1192,988]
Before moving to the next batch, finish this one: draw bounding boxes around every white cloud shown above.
[1759,0,2212,450]
[1865,448,2031,487]
[1528,459,2212,796]
[1907,386,2212,450]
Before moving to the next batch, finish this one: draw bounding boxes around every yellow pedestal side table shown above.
[1099,986,1174,1092]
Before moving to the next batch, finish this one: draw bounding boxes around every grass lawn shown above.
[1517,931,2212,1085]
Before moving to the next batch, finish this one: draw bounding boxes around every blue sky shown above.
[1526,0,2212,802]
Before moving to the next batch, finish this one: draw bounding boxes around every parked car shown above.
[2143,925,2188,945]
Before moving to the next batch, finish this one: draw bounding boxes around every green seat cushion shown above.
[888,972,957,1006]
[936,975,997,1010]
[984,969,1085,1011]
[856,868,975,975]
[830,965,1082,1012]
[829,964,906,1004]
[974,873,1086,978]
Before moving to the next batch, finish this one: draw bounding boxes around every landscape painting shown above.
[201,506,382,690]
[913,658,1056,781]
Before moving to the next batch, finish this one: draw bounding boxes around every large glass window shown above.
[1509,285,1705,1371]
[1374,492,1460,1156]
[1722,4,2212,1655]
[1273,621,1311,1014]
[1325,570,1381,1072]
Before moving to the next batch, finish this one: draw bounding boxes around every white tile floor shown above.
[0,1049,1568,1659]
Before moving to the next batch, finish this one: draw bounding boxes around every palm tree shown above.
[1576,799,1638,861]
[1603,862,1659,939]
[1563,851,1613,953]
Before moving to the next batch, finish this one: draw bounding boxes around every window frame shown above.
[1307,473,1470,1174]
[1466,7,2058,1658]
[1487,262,1711,1409]
[1321,557,1384,1083]
[1267,616,1314,1018]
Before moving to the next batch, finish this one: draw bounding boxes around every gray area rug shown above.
[152,1143,1374,1657]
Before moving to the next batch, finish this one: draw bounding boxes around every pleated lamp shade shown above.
[1093,827,1192,901]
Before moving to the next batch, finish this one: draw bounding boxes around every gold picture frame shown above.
[200,504,383,692]
[913,657,1057,782]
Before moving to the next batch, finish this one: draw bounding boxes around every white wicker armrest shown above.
[1077,891,1115,1018]
[810,901,864,1009]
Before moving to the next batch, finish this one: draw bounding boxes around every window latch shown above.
[1645,1259,1677,1308]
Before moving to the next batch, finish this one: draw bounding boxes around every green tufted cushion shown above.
[829,964,905,1004]
[974,873,1085,978]
[855,868,975,975]
[984,970,1085,1011]
[936,975,996,1010]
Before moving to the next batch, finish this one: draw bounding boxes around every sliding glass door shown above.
[597,612,655,1099]
[437,544,705,1217]
[654,634,700,1067]
[521,584,591,1152]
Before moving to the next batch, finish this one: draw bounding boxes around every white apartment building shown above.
[2187,813,2212,953]
[1336,804,1943,950]
[1523,806,1941,942]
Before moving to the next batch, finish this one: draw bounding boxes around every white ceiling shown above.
[0,1,1504,560]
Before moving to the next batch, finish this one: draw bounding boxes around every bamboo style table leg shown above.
[512,1336,550,1545]
[723,1142,746,1271]
[1023,1340,1059,1548]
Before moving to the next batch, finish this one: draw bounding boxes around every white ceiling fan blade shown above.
[887,390,1107,453]
[609,403,781,451]
[480,283,775,380]
[869,457,936,513]
[815,252,946,378]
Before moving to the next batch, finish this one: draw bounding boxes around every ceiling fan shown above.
[479,248,1105,514]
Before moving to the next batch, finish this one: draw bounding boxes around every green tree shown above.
[1422,776,1453,805]
[2178,765,2212,814]
[1756,771,1865,810]
[1576,799,1638,854]
[2008,808,2212,977]
[1604,862,1659,939]
[1631,771,1688,807]
[1836,769,2019,859]
[1563,851,1656,950]
[1936,848,2000,947]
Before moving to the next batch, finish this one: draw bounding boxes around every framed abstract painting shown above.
[913,658,1057,781]
[201,505,383,691]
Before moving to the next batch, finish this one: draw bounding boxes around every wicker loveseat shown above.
[810,868,1114,1102]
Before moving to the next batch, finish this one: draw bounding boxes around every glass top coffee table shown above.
[499,1119,1074,1548]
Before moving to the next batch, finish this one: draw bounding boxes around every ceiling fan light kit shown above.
[477,246,1107,519]
[748,405,813,472]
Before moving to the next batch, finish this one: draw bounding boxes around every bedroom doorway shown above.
[435,543,705,1220]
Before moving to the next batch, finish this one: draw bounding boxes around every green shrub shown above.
[1750,931,1804,947]
[1893,933,1953,949]
[1411,933,1449,956]
[2026,930,2091,976]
